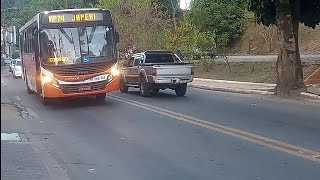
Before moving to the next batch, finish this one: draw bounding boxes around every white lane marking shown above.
[15,96,22,101]
[1,133,21,141]
[26,108,40,118]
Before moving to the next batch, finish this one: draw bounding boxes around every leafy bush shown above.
[162,20,216,62]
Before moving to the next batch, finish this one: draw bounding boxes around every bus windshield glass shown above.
[39,25,114,65]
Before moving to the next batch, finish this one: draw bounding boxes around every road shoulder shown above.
[189,78,320,102]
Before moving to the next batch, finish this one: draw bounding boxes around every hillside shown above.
[228,22,320,55]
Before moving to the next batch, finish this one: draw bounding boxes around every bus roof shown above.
[19,8,110,33]
[19,14,39,33]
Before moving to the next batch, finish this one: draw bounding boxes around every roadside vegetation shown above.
[1,0,319,96]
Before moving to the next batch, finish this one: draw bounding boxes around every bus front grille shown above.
[43,61,116,76]
[60,80,108,94]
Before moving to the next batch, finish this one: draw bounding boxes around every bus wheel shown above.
[96,93,106,103]
[26,80,34,94]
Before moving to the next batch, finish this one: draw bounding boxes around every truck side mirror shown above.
[115,31,119,44]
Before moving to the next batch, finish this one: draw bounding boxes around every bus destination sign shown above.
[47,13,103,23]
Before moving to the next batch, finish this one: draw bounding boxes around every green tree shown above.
[187,0,246,47]
[163,20,216,62]
[1,0,85,28]
[99,0,170,52]
[155,0,180,17]
[83,0,98,6]
[155,0,182,30]
[248,0,320,96]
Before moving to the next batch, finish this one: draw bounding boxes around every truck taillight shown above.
[191,67,194,75]
[152,68,157,76]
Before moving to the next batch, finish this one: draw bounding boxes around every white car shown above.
[12,60,22,79]
[9,59,16,72]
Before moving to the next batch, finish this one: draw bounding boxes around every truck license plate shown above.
[78,86,91,91]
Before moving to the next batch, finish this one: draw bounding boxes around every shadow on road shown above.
[40,96,114,110]
[126,90,186,99]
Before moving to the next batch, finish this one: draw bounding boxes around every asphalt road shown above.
[1,66,320,180]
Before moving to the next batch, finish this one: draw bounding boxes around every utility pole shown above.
[1,27,7,58]
[1,7,18,58]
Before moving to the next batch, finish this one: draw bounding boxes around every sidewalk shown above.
[189,78,320,101]
[189,78,276,95]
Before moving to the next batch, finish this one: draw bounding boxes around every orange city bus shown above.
[19,8,120,105]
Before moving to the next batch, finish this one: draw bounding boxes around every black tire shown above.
[26,80,34,94]
[139,79,151,97]
[175,83,187,96]
[96,93,106,103]
[120,79,128,93]
[153,89,160,93]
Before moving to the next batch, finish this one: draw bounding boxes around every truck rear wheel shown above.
[140,80,151,97]
[175,83,187,96]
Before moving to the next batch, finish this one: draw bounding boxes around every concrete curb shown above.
[188,84,275,95]
[300,92,320,101]
[193,78,276,87]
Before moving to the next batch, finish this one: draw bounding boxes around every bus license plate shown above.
[78,86,91,91]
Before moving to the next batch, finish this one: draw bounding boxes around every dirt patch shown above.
[227,13,320,55]
[195,62,320,84]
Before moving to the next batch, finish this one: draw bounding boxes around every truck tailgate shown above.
[153,65,193,76]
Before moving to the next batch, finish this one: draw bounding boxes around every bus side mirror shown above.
[115,31,119,44]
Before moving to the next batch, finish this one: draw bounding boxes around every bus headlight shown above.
[111,68,120,76]
[42,74,58,87]
[42,74,53,83]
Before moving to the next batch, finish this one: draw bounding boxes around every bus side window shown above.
[19,34,24,53]
[23,32,27,53]
[32,28,38,53]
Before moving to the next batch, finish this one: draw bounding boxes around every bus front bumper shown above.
[42,76,120,98]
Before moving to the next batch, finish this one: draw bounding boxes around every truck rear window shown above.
[145,54,175,63]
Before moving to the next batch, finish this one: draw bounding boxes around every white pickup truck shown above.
[120,50,194,97]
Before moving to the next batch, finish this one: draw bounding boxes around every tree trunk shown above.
[275,0,305,97]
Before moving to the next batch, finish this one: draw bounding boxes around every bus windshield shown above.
[40,25,114,65]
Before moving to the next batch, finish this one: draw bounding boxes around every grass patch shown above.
[194,61,320,84]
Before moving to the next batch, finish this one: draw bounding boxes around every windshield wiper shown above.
[88,26,97,44]
[57,26,74,44]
